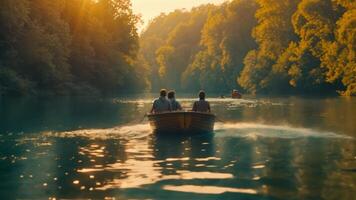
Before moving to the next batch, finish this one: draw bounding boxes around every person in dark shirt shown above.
[168,90,182,111]
[192,90,211,112]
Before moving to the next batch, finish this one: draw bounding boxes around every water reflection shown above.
[71,128,237,190]
[0,96,355,199]
[163,185,257,195]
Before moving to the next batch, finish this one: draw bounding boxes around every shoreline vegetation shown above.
[0,0,148,96]
[0,0,355,97]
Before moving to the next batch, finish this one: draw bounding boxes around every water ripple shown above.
[163,185,257,195]
[43,124,151,140]
[215,123,352,139]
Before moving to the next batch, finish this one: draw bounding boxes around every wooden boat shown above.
[231,90,242,99]
[147,111,216,134]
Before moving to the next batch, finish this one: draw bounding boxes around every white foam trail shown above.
[43,122,351,140]
[214,123,352,139]
[43,124,152,140]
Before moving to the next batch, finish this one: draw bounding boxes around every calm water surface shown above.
[0,95,355,199]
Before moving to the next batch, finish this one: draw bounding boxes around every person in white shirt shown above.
[150,89,172,113]
[168,90,182,111]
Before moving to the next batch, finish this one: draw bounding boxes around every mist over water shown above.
[0,95,355,199]
[42,121,351,140]
[214,123,352,139]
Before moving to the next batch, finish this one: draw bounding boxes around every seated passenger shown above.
[168,90,182,111]
[151,89,172,113]
[231,89,242,99]
[192,90,211,113]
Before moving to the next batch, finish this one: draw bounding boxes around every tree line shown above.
[141,0,355,96]
[1,0,354,96]
[0,0,148,95]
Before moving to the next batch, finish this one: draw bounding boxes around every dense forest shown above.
[0,0,355,96]
[0,0,148,95]
[141,0,355,96]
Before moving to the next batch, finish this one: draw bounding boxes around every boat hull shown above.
[147,111,215,134]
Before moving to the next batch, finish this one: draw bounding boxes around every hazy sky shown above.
[132,0,227,30]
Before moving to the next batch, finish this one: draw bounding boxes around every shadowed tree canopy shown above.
[0,0,148,95]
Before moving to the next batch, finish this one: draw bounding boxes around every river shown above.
[0,95,355,199]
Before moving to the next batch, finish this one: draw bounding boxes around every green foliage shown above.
[185,0,258,92]
[141,0,354,95]
[238,0,300,94]
[140,10,191,91]
[0,0,146,96]
[238,0,355,95]
[1,0,355,96]
[0,68,32,95]
[142,0,258,92]
[322,1,356,95]
[151,5,215,91]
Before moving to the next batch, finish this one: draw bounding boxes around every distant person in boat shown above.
[231,89,242,99]
[150,89,172,113]
[168,90,182,111]
[192,90,211,113]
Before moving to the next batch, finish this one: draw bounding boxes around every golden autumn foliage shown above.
[0,0,148,95]
[142,0,355,96]
[1,0,355,96]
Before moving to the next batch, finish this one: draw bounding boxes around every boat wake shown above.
[43,124,152,140]
[42,122,352,140]
[214,122,352,139]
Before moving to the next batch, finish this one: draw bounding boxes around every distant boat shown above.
[147,111,216,134]
[231,90,242,99]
